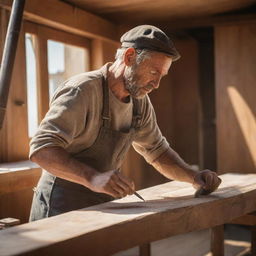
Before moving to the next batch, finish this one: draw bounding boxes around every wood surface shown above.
[0,161,41,223]
[215,22,256,174]
[62,0,255,23]
[0,8,8,162]
[211,225,224,256]
[252,226,256,255]
[0,21,29,161]
[231,214,256,226]
[1,173,256,256]
[166,37,200,166]
[0,0,118,43]
[139,244,151,256]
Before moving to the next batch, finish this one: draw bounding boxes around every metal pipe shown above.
[0,0,26,129]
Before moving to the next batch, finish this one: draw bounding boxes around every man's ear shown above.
[124,48,136,66]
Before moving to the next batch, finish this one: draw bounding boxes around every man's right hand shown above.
[88,170,135,198]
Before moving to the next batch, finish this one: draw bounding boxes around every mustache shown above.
[143,83,155,91]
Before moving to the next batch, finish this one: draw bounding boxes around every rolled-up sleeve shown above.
[132,97,169,164]
[29,86,87,158]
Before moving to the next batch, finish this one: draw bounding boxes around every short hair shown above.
[115,48,152,65]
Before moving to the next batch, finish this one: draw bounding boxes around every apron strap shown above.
[131,98,142,129]
[101,77,111,128]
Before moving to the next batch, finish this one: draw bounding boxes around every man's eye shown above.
[150,71,157,75]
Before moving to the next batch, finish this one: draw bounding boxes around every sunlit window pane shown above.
[47,40,89,100]
[25,33,38,138]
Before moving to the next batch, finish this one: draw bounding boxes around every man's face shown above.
[124,51,172,99]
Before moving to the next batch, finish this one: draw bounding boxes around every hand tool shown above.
[134,191,145,202]
[117,168,145,201]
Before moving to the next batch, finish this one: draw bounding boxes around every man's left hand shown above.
[193,170,222,195]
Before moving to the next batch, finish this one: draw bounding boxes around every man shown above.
[29,25,221,221]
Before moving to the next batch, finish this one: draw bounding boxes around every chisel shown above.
[134,191,145,202]
[117,168,145,201]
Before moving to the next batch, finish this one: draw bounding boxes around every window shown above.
[47,40,89,100]
[24,22,90,140]
[25,33,38,138]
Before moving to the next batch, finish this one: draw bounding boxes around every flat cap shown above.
[120,25,180,61]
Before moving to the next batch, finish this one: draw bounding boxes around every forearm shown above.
[152,147,197,184]
[30,146,97,188]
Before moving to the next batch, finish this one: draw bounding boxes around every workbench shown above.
[1,173,256,256]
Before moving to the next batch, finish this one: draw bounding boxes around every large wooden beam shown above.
[0,0,119,43]
[1,173,256,256]
[154,13,256,32]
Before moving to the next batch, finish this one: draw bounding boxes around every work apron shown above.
[29,77,142,221]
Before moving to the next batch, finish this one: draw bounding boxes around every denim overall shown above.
[29,77,142,221]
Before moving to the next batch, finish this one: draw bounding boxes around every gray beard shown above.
[125,79,142,98]
[124,66,145,99]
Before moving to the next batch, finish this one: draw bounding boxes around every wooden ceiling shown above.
[62,0,256,24]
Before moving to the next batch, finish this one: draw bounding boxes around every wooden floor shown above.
[114,225,251,256]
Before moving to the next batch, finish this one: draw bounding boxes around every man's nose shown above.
[153,77,161,89]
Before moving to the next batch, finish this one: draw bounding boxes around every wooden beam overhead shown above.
[0,0,119,43]
[63,0,256,24]
[162,13,256,31]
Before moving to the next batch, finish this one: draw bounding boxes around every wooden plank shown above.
[231,214,256,226]
[1,173,256,256]
[0,0,119,43]
[0,10,29,161]
[0,161,42,223]
[90,39,104,70]
[63,0,256,25]
[161,13,256,30]
[24,22,91,49]
[0,164,41,195]
[34,32,49,122]
[211,225,224,256]
[0,8,8,162]
[215,22,256,174]
[5,24,29,161]
[90,38,119,70]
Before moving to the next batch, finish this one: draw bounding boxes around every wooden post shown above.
[251,226,256,256]
[139,243,151,256]
[211,225,224,256]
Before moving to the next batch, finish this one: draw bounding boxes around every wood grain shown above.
[1,173,256,256]
[215,22,256,174]
[0,0,119,43]
[0,161,41,223]
[62,0,255,24]
[211,225,224,256]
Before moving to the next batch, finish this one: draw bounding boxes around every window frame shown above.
[24,21,91,123]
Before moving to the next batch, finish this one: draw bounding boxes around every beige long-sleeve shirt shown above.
[30,64,169,164]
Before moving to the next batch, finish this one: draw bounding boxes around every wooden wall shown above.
[0,10,29,162]
[170,37,200,167]
[215,21,256,174]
